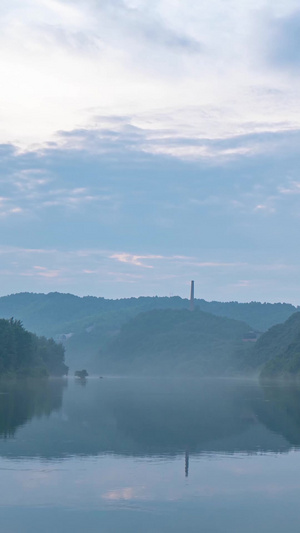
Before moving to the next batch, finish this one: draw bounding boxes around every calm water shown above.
[1,377,300,532]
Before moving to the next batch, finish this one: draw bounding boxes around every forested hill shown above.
[100,309,256,376]
[0,292,297,372]
[249,312,300,378]
[0,318,68,377]
[195,300,297,332]
[0,292,296,336]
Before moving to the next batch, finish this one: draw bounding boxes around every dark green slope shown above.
[196,300,297,332]
[0,292,189,340]
[101,309,256,376]
[0,292,109,337]
[0,292,297,371]
[249,312,300,378]
[0,318,68,377]
[0,293,190,370]
[0,293,296,336]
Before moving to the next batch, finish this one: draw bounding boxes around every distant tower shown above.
[190,280,195,311]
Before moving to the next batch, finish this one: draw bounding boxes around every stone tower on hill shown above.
[190,280,195,311]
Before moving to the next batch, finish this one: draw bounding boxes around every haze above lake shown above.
[1,377,300,532]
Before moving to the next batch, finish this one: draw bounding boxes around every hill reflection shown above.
[0,378,66,438]
[0,378,299,458]
[256,382,300,446]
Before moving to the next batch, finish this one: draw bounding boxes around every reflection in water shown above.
[0,378,66,438]
[1,378,300,533]
[185,450,189,477]
[0,377,299,459]
[257,381,300,446]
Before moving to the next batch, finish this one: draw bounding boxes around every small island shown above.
[75,369,88,379]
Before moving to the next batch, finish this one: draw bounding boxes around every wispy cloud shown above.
[264,10,300,71]
[278,181,300,195]
[12,169,51,192]
[0,245,297,302]
[1,1,300,303]
[0,195,25,218]
[254,203,276,214]
[0,0,300,148]
[23,266,62,279]
[110,253,163,268]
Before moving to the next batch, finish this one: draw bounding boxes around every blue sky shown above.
[1,0,300,302]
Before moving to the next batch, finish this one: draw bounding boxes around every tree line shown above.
[0,318,68,377]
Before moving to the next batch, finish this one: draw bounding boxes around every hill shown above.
[195,299,297,332]
[0,318,68,377]
[0,293,295,335]
[100,309,256,376]
[0,292,296,370]
[250,312,300,378]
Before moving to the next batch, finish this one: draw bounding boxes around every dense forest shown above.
[100,308,256,376]
[100,309,300,379]
[0,292,295,335]
[1,292,300,378]
[0,318,68,378]
[253,312,300,379]
[0,292,297,371]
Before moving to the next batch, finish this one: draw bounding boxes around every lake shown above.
[0,377,300,532]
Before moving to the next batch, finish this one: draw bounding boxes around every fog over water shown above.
[1,377,300,532]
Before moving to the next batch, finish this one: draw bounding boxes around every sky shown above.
[1,0,300,302]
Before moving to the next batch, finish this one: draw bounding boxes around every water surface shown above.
[0,377,300,532]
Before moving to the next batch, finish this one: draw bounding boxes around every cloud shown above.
[55,120,300,162]
[1,0,300,149]
[64,0,203,54]
[1,123,300,247]
[0,87,299,303]
[0,194,25,218]
[234,280,253,288]
[12,169,51,192]
[110,253,163,268]
[265,10,300,71]
[108,254,243,270]
[0,245,298,303]
[24,266,62,279]
[278,181,300,195]
[0,1,300,304]
[254,203,276,214]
